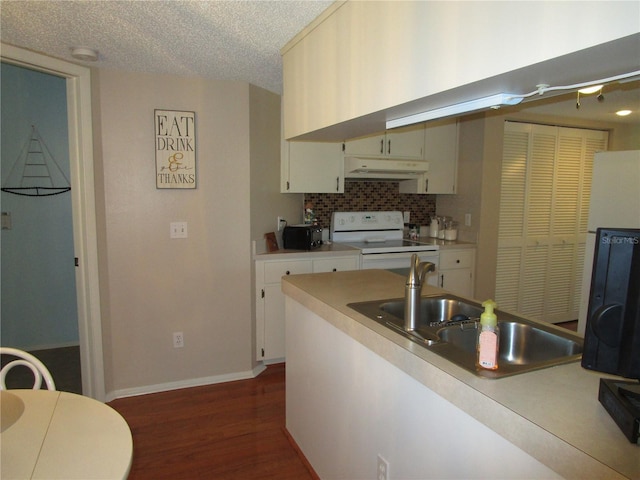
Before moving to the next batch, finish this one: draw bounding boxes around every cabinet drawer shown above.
[313,257,359,273]
[264,260,313,283]
[439,250,474,269]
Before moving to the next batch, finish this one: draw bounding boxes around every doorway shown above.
[1,44,105,400]
[1,63,81,393]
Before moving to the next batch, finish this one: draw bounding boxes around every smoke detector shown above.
[71,47,99,62]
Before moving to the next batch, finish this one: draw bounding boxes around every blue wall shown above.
[1,62,78,349]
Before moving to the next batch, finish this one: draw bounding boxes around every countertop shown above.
[254,238,475,260]
[281,269,639,479]
[254,242,360,260]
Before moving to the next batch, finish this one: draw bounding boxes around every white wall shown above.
[249,85,301,252]
[94,69,256,397]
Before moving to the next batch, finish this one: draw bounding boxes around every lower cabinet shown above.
[255,255,359,361]
[438,248,476,298]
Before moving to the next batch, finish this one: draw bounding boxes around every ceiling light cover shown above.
[616,110,632,116]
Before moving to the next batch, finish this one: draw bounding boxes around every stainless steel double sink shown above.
[348,294,583,378]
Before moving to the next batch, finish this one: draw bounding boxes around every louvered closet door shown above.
[496,122,607,323]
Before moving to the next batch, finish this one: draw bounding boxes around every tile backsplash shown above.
[304,181,436,229]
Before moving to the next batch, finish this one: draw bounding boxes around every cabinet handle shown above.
[425,178,429,193]
[456,259,460,264]
[387,139,391,155]
[286,271,290,275]
[333,268,337,272]
[380,139,384,154]
[440,274,444,288]
[286,181,290,191]
[336,177,339,192]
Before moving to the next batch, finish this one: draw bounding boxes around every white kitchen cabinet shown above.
[398,120,458,194]
[281,141,344,193]
[437,247,475,298]
[344,125,424,160]
[312,256,359,273]
[256,254,359,361]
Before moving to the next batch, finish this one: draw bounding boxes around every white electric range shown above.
[330,211,439,285]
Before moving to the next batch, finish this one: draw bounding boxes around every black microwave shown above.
[283,225,323,250]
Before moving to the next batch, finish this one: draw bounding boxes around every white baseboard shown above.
[105,364,267,402]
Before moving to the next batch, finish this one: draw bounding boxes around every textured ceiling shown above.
[0,0,333,94]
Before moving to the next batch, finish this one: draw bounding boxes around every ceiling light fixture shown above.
[71,47,99,62]
[386,93,523,129]
[577,85,604,109]
[578,85,603,95]
[616,109,632,116]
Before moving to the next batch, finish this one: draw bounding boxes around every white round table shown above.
[1,389,132,479]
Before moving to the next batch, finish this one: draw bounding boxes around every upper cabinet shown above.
[281,1,636,139]
[281,141,344,193]
[423,119,459,194]
[399,120,459,195]
[343,126,425,160]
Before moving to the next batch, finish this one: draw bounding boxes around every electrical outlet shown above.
[170,222,188,239]
[173,332,184,348]
[377,454,389,480]
[464,213,472,227]
[403,211,410,224]
[277,216,286,232]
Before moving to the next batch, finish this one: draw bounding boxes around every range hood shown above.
[344,157,429,180]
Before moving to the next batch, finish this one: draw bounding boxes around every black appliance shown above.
[582,228,640,444]
[282,224,323,250]
[582,228,640,379]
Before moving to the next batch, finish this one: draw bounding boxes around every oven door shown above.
[360,251,439,286]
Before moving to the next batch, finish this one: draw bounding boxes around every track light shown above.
[576,85,604,109]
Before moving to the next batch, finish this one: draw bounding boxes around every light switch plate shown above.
[170,222,188,238]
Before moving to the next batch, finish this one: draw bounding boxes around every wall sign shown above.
[155,109,196,189]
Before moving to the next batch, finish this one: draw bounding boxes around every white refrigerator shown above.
[578,150,640,335]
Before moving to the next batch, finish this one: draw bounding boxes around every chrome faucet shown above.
[404,253,436,332]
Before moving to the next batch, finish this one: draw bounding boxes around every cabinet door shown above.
[386,127,425,159]
[439,249,475,297]
[283,142,344,193]
[423,120,458,193]
[344,126,425,160]
[313,256,359,273]
[263,284,286,361]
[440,269,473,298]
[257,259,313,361]
[343,134,386,157]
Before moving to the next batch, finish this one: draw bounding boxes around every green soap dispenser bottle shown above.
[476,299,499,370]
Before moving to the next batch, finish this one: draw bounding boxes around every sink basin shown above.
[380,297,483,326]
[348,294,583,378]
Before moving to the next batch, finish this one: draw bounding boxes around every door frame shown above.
[1,44,106,401]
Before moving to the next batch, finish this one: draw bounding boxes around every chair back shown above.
[0,347,56,390]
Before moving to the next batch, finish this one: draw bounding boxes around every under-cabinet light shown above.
[386,93,524,129]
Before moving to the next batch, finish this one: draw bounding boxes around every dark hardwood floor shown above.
[556,320,578,331]
[108,363,318,480]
